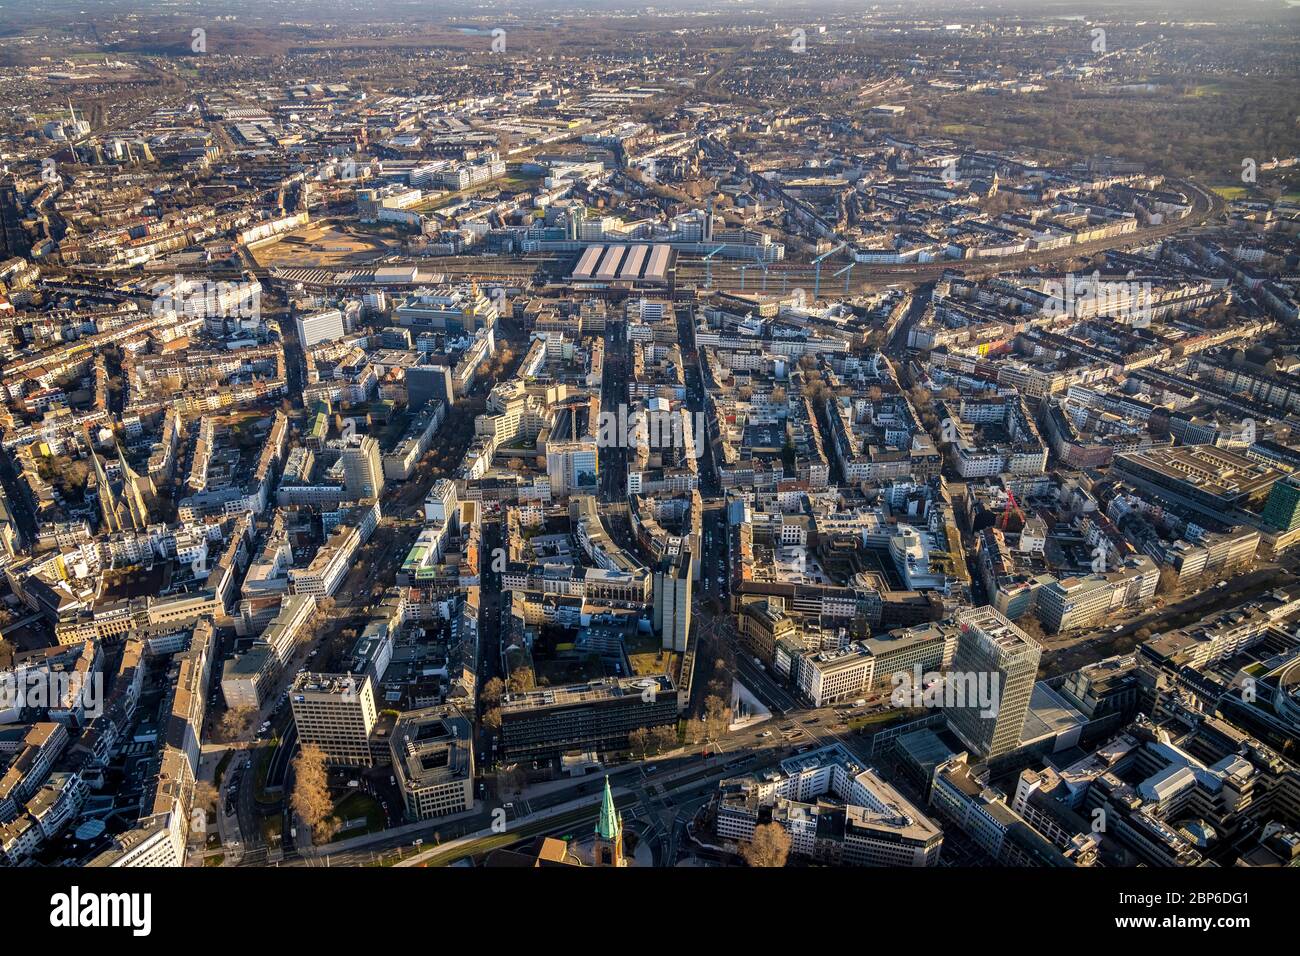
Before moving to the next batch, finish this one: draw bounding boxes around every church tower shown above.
[116,444,150,532]
[89,446,121,534]
[593,776,626,867]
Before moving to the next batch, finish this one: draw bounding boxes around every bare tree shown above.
[1016,615,1049,643]
[653,724,678,753]
[1157,566,1181,596]
[704,695,731,740]
[291,745,336,843]
[628,727,649,756]
[194,779,218,808]
[507,667,536,694]
[741,822,792,867]
[218,706,255,742]
[684,718,706,745]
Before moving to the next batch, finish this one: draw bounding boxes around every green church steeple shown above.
[592,776,625,866]
[596,776,620,841]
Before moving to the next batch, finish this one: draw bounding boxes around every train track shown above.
[356,177,1223,295]
[55,179,1223,300]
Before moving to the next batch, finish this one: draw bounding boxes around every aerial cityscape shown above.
[0,0,1297,895]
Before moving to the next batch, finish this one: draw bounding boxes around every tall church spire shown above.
[116,443,150,531]
[593,776,625,866]
[596,776,620,841]
[89,443,121,534]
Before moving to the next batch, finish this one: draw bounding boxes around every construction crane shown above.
[834,260,857,294]
[1000,489,1026,531]
[812,243,846,299]
[701,245,726,289]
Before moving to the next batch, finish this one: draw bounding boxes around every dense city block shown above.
[0,0,1296,881]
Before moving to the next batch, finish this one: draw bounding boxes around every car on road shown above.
[760,730,773,738]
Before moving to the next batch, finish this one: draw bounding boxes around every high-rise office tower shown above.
[423,478,458,524]
[295,308,346,348]
[1262,474,1300,532]
[407,363,455,410]
[290,672,378,767]
[341,434,384,500]
[546,440,599,497]
[653,549,693,652]
[944,606,1041,760]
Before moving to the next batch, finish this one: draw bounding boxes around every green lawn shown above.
[626,632,676,677]
[363,845,424,867]
[501,171,544,192]
[253,744,280,806]
[331,791,385,839]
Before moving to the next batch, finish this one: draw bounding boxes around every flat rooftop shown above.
[501,674,675,713]
[958,606,1040,652]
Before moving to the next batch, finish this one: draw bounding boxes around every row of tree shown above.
[627,725,677,756]
[291,744,337,843]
